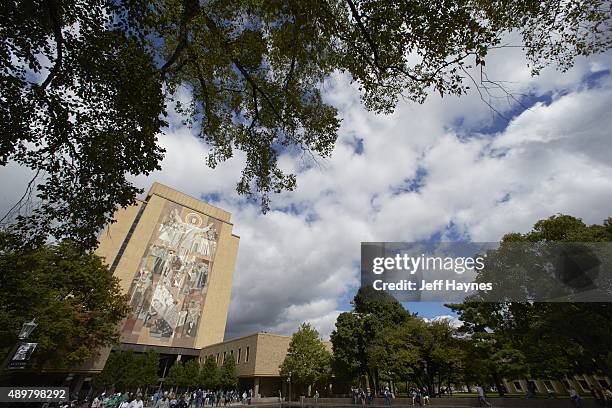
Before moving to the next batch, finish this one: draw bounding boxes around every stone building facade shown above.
[199,332,333,398]
[97,182,240,350]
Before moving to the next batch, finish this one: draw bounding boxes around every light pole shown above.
[287,371,292,404]
[18,319,38,340]
[3,319,38,370]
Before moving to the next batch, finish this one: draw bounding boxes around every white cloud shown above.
[426,315,463,329]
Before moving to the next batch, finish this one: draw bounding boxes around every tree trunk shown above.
[492,374,505,397]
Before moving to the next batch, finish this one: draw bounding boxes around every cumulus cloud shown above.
[425,315,463,329]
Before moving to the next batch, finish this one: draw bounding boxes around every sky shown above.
[1,41,611,341]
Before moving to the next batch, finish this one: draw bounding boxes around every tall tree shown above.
[93,350,136,392]
[0,234,130,369]
[367,319,424,388]
[199,355,221,390]
[2,1,610,248]
[184,359,201,391]
[331,286,411,392]
[164,361,186,391]
[449,215,612,390]
[368,318,464,396]
[330,312,363,382]
[93,350,160,393]
[138,350,161,391]
[219,356,238,390]
[280,323,331,396]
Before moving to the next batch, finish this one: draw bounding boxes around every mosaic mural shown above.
[122,202,221,347]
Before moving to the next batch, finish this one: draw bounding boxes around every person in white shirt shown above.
[569,388,580,407]
[129,394,144,408]
[476,385,491,407]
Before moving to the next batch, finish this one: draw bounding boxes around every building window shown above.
[223,351,226,364]
[238,348,241,364]
[578,380,590,391]
[514,382,523,391]
[246,347,250,362]
[543,381,554,391]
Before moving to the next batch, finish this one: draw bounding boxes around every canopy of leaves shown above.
[199,355,221,390]
[164,361,186,389]
[331,287,411,389]
[219,355,238,389]
[0,234,130,369]
[184,359,201,389]
[93,350,160,392]
[368,318,464,395]
[280,322,331,389]
[2,0,610,248]
[330,312,363,381]
[449,215,612,387]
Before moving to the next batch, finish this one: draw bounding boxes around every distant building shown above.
[199,332,332,397]
[66,183,241,395]
[502,375,610,396]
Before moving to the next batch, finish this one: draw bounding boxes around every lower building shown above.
[199,332,332,398]
[200,332,289,397]
[503,375,611,396]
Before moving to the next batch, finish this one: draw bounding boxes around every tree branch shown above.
[283,20,300,94]
[0,169,41,225]
[345,0,381,68]
[40,0,63,90]
[461,67,508,121]
[159,0,200,77]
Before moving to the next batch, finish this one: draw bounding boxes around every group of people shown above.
[88,389,253,408]
[349,385,435,406]
[410,389,430,406]
[90,392,144,408]
[350,386,374,405]
[348,386,403,406]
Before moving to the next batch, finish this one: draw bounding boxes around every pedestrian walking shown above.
[476,385,491,408]
[128,394,144,408]
[414,390,422,407]
[569,388,581,408]
[383,387,391,406]
[154,392,171,408]
[603,387,612,407]
[196,389,203,408]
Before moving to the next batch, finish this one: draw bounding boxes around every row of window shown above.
[512,378,609,393]
[203,346,250,366]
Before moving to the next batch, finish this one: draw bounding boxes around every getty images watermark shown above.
[361,242,612,302]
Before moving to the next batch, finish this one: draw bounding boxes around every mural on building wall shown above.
[123,202,221,347]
